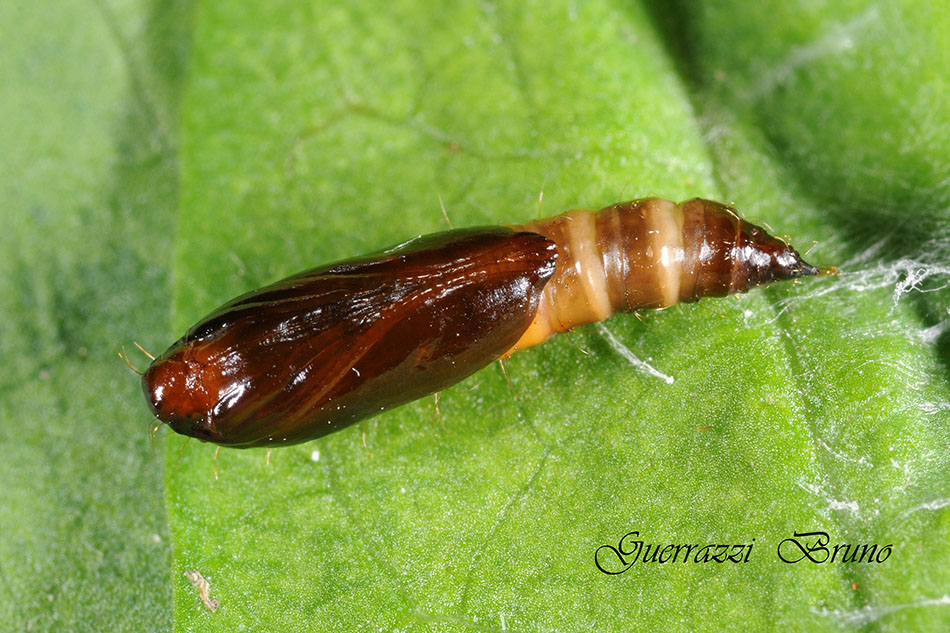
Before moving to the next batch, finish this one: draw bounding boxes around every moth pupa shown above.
[142,198,818,447]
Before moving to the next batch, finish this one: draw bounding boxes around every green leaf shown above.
[4,0,948,631]
[0,0,191,630]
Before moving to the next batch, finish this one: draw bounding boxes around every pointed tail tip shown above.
[778,251,820,279]
[799,261,820,277]
[791,261,838,278]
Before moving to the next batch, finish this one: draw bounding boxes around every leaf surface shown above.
[2,1,948,631]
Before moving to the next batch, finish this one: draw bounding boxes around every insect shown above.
[142,198,819,448]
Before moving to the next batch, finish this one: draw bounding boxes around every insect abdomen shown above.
[506,198,818,353]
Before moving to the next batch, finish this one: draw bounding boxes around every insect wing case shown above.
[144,228,558,447]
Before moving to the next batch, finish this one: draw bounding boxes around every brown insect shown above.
[141,198,818,448]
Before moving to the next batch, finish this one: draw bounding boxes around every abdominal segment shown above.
[505,198,817,354]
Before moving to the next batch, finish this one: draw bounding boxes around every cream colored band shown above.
[646,201,684,307]
[566,210,612,323]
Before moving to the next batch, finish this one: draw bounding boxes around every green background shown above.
[3,0,949,631]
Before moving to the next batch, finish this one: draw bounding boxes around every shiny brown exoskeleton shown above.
[143,198,818,448]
